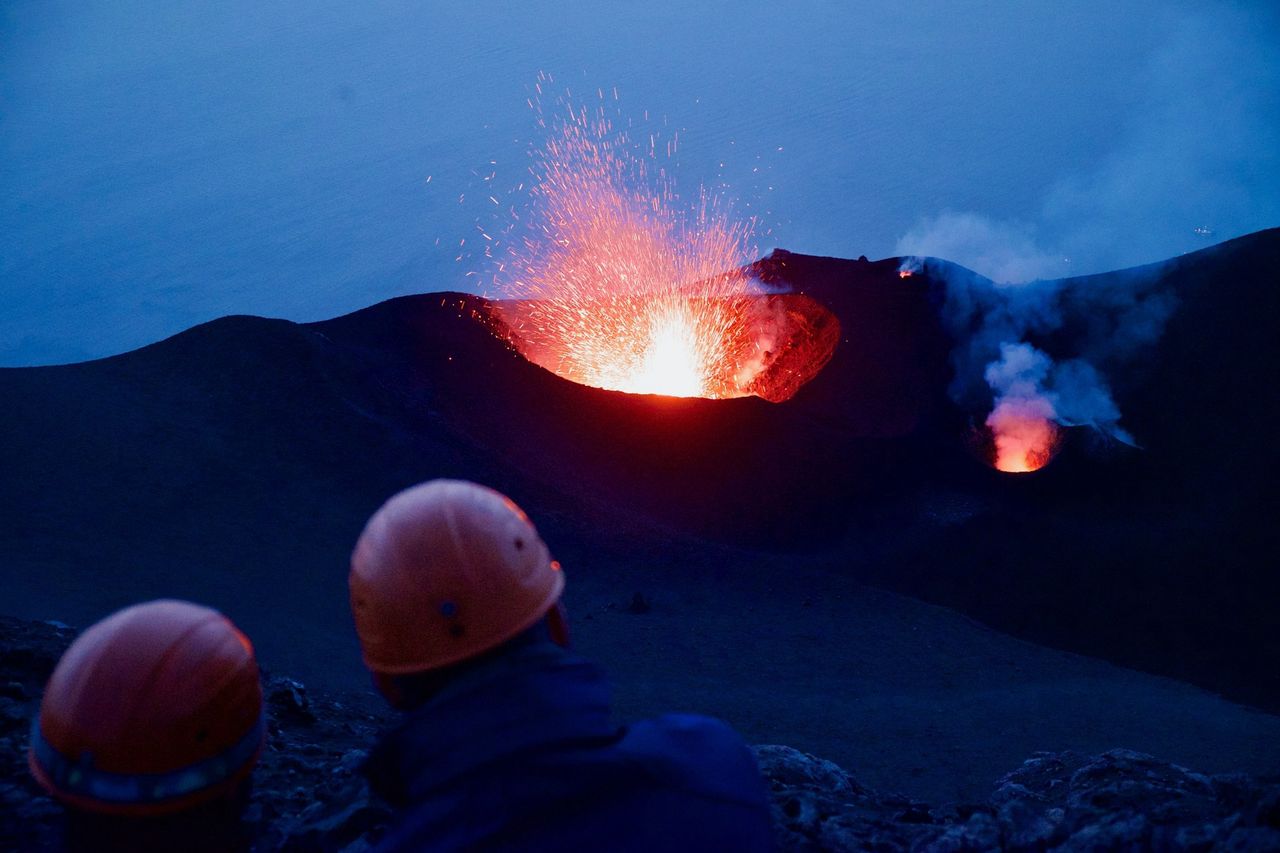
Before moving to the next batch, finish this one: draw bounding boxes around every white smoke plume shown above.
[984,342,1135,455]
[897,213,1062,285]
[903,252,1171,459]
[984,344,1060,472]
[895,7,1280,284]
[892,8,1270,462]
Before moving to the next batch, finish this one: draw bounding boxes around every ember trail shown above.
[490,80,833,401]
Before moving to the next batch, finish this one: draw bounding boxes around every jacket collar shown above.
[365,642,618,804]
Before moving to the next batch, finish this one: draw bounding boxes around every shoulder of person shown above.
[615,713,767,802]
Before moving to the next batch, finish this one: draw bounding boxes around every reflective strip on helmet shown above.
[30,712,265,806]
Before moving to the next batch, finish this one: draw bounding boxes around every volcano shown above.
[2,229,1278,799]
[494,290,841,403]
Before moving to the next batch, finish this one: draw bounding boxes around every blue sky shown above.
[2,1,1277,364]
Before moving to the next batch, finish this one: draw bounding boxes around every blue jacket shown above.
[364,642,775,852]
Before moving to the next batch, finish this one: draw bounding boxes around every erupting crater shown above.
[485,78,837,401]
[493,289,840,402]
[968,419,1063,474]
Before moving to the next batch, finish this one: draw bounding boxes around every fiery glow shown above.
[981,342,1062,473]
[489,77,767,399]
[987,401,1060,473]
[616,306,705,397]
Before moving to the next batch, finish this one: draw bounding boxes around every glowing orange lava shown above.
[616,305,705,397]
[987,406,1061,473]
[489,77,767,399]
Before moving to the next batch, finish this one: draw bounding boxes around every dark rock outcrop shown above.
[4,616,1278,851]
[758,745,1280,851]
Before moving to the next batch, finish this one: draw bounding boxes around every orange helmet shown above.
[29,600,264,817]
[350,480,564,674]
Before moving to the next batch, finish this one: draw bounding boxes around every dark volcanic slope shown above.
[847,232,1280,711]
[2,230,1279,797]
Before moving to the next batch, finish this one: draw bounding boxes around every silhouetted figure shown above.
[350,479,775,852]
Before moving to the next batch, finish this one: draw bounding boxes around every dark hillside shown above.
[2,231,1279,798]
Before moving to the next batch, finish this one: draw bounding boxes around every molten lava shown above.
[618,305,705,397]
[987,402,1061,473]
[496,290,839,403]
[487,78,832,400]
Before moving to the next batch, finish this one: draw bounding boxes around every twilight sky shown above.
[2,1,1277,364]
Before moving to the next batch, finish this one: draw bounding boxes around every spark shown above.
[489,87,767,399]
[615,305,705,397]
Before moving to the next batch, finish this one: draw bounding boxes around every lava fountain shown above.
[620,304,704,397]
[487,80,836,401]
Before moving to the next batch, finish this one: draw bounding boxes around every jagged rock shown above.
[337,749,368,775]
[1063,811,1150,850]
[752,743,1280,852]
[997,799,1065,849]
[271,787,392,852]
[753,745,864,798]
[920,811,1001,851]
[1065,749,1217,823]
[268,676,317,724]
[1214,773,1264,813]
[1221,826,1280,851]
[993,752,1084,806]
[754,745,937,850]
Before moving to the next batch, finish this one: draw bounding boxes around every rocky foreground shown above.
[2,616,1277,851]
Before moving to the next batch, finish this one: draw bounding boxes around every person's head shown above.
[349,479,568,709]
[29,600,264,850]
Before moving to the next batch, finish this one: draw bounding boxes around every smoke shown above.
[906,251,1169,465]
[983,342,1134,469]
[984,344,1060,473]
[896,7,1280,283]
[897,213,1062,285]
[889,6,1273,464]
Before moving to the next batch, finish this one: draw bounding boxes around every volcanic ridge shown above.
[2,229,1279,827]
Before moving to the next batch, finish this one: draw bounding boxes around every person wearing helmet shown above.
[350,479,775,852]
[29,600,264,852]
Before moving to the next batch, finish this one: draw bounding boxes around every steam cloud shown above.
[895,7,1280,284]
[889,6,1274,462]
[984,344,1060,472]
[905,253,1176,463]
